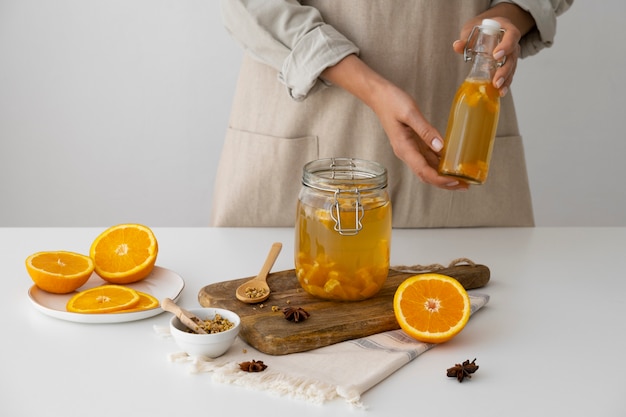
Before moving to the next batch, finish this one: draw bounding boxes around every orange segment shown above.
[90,224,158,284]
[66,285,140,314]
[393,273,471,344]
[114,291,159,313]
[26,251,95,294]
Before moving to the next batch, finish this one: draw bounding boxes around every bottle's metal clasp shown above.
[463,24,506,67]
[330,188,363,236]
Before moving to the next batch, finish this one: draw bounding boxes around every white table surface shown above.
[2,227,625,416]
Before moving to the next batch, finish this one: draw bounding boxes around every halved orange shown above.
[66,285,140,313]
[90,224,158,284]
[393,273,471,344]
[114,290,159,313]
[26,251,95,294]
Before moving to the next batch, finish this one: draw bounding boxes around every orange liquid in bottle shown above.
[439,78,500,184]
[295,197,391,301]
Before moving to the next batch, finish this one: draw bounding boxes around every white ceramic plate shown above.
[27,266,185,323]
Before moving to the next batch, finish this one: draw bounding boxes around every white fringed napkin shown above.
[156,292,489,408]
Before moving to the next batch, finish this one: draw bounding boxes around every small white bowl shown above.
[169,307,241,358]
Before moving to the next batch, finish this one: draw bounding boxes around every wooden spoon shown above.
[161,297,207,334]
[235,242,282,303]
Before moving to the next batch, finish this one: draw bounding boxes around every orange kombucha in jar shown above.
[295,158,391,301]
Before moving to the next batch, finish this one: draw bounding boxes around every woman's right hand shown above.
[369,79,469,190]
[322,54,469,191]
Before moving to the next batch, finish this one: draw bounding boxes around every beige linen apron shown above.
[211,0,535,227]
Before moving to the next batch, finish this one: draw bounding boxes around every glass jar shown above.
[294,158,392,301]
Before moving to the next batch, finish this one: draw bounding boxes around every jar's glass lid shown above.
[302,158,387,192]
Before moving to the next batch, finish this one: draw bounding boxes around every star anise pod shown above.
[446,358,479,382]
[239,360,267,372]
[282,306,310,322]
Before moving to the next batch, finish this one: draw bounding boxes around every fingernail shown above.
[446,181,459,187]
[499,86,509,97]
[493,50,505,60]
[495,77,505,88]
[432,137,443,152]
[453,40,462,48]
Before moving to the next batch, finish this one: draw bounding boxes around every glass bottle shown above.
[438,19,504,184]
[294,158,391,301]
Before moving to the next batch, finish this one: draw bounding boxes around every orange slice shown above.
[66,285,140,314]
[393,273,471,344]
[26,251,95,294]
[114,290,159,313]
[90,224,158,284]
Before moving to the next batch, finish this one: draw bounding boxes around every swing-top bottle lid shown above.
[480,19,501,35]
[463,19,504,62]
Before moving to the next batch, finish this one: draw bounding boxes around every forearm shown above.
[321,54,389,112]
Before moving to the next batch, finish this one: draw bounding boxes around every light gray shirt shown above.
[221,0,573,100]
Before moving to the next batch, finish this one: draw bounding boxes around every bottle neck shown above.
[466,31,499,80]
[468,53,497,80]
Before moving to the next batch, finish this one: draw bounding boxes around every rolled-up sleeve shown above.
[493,0,574,58]
[220,0,359,100]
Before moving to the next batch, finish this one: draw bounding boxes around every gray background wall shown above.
[1,0,624,227]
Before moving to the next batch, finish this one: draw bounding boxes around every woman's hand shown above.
[322,54,469,190]
[452,3,536,97]
[367,79,469,190]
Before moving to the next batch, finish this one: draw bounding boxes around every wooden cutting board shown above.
[198,265,489,355]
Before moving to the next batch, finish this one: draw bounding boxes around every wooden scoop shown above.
[235,242,282,304]
[161,297,207,334]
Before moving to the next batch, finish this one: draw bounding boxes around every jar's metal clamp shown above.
[330,188,363,236]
